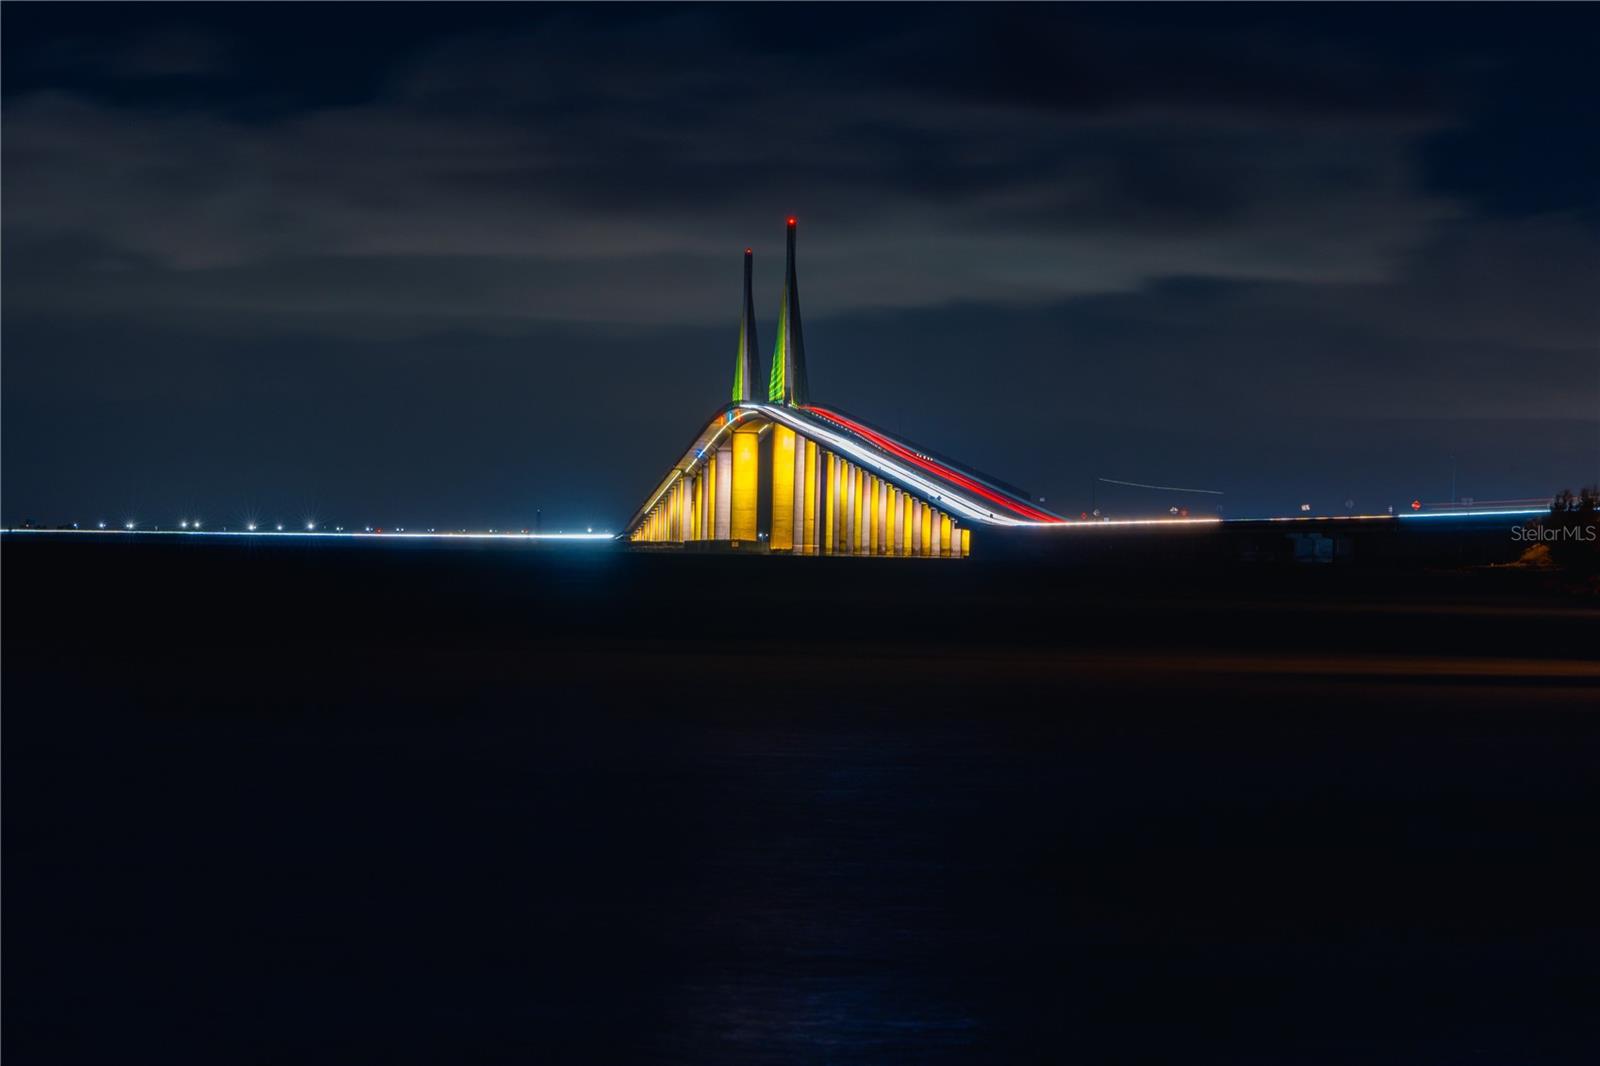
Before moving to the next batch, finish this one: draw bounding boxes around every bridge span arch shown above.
[624,402,1064,557]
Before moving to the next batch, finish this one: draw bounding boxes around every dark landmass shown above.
[4,534,1597,1064]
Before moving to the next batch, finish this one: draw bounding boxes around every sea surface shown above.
[5,538,1598,1063]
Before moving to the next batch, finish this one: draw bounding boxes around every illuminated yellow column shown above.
[846,467,857,554]
[834,462,846,554]
[833,463,842,554]
[714,442,733,539]
[864,473,876,550]
[962,528,971,558]
[681,479,691,541]
[867,481,877,555]
[937,512,950,557]
[841,462,854,555]
[876,473,889,550]
[802,440,818,554]
[689,474,700,541]
[878,479,889,554]
[919,502,932,556]
[700,469,710,539]
[890,488,901,555]
[699,473,707,541]
[771,424,796,551]
[793,432,806,551]
[868,478,881,555]
[901,494,912,556]
[864,470,876,557]
[844,467,857,550]
[730,426,759,543]
[877,481,889,554]
[845,464,856,553]
[823,453,837,554]
[704,456,716,540]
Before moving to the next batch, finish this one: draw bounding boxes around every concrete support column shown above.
[793,432,807,552]
[851,467,864,550]
[919,502,932,556]
[689,474,700,541]
[715,442,734,540]
[802,440,818,554]
[823,452,837,555]
[883,476,896,550]
[867,478,878,555]
[770,424,796,551]
[961,528,971,558]
[704,456,717,539]
[934,512,948,557]
[730,425,759,544]
[866,476,878,555]
[843,458,855,555]
[700,468,710,539]
[681,478,690,541]
[950,519,961,558]
[842,462,855,555]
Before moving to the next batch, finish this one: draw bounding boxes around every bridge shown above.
[625,219,1066,556]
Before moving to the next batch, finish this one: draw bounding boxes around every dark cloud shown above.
[2,5,1596,524]
[3,10,1463,319]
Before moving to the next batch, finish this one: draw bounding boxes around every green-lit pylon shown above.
[767,216,809,406]
[731,248,760,403]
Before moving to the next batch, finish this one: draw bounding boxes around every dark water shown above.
[5,539,1598,1063]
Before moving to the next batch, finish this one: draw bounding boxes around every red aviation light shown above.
[787,216,797,226]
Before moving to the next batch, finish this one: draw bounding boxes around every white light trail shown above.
[1098,477,1224,496]
[1398,508,1547,520]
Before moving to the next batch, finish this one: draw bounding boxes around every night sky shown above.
[4,4,1596,528]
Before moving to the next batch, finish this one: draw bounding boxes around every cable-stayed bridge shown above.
[626,218,1064,557]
